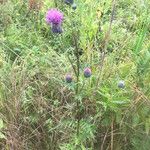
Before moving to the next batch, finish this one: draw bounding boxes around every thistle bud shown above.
[65,74,73,83]
[118,80,125,88]
[84,67,92,78]
[65,0,74,5]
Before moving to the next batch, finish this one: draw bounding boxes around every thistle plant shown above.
[46,9,63,34]
[1,0,150,149]
[67,23,92,140]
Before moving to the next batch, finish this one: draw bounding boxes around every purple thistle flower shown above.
[46,9,63,25]
[84,67,92,78]
[65,74,73,83]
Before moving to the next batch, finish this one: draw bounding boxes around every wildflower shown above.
[46,9,64,34]
[65,74,73,83]
[46,9,63,25]
[84,67,92,78]
[65,0,74,5]
[118,80,125,88]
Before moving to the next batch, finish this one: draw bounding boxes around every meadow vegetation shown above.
[0,0,150,149]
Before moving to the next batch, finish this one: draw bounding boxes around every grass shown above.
[0,0,150,149]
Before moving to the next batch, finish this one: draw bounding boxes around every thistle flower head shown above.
[46,9,63,25]
[65,74,73,83]
[84,67,92,78]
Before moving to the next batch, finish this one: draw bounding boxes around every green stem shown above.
[73,30,80,136]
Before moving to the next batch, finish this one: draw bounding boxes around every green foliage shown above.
[0,0,150,149]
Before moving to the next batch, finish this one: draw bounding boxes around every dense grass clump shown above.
[0,0,150,149]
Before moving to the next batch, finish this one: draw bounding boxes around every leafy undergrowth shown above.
[0,0,150,150]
